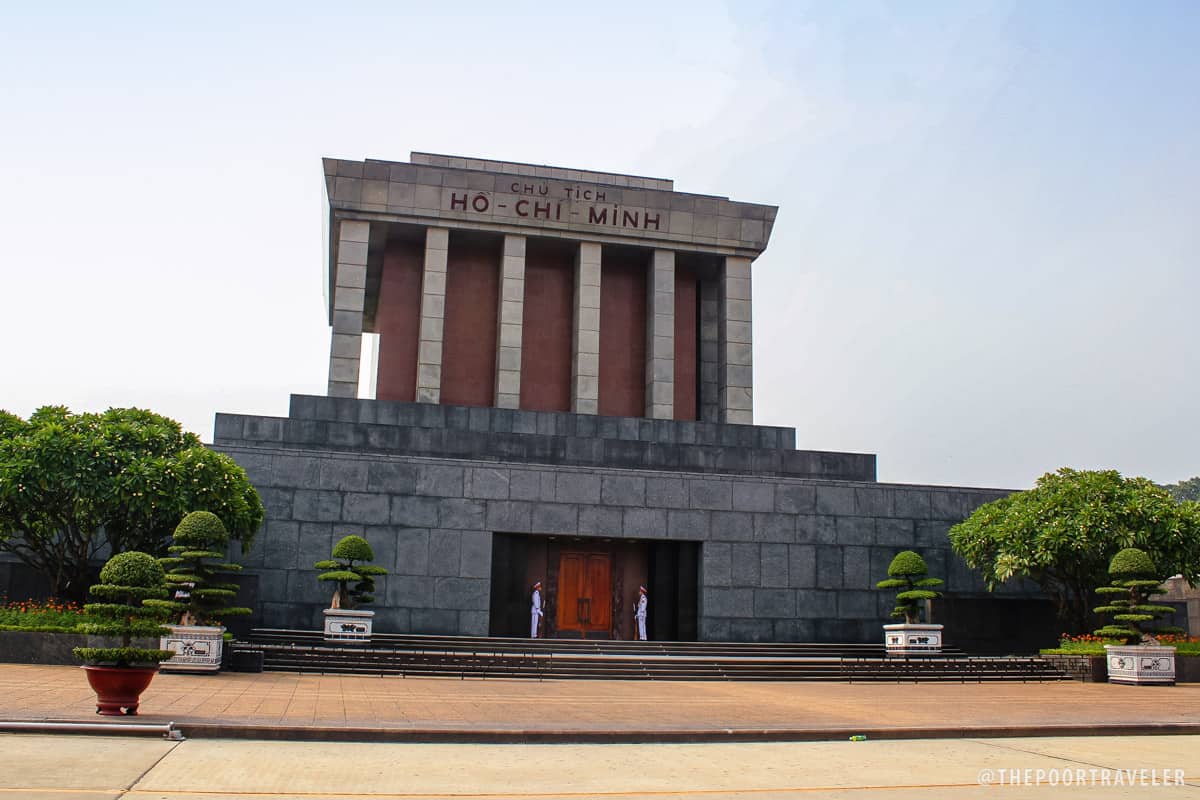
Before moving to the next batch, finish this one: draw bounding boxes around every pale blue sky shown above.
[2,1,1196,489]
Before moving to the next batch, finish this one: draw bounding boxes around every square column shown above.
[645,249,675,419]
[415,227,449,404]
[571,242,602,414]
[698,279,721,422]
[495,235,526,409]
[720,256,753,424]
[327,219,370,397]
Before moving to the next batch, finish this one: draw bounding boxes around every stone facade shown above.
[325,152,777,423]
[212,395,1042,646]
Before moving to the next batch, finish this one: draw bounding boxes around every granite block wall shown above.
[215,426,1040,644]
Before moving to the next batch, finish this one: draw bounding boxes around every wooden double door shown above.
[555,551,612,637]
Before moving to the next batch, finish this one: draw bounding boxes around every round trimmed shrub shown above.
[888,551,929,577]
[332,535,375,562]
[1108,547,1157,579]
[99,551,166,588]
[172,510,229,549]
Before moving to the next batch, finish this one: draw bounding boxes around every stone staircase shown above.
[232,630,1075,683]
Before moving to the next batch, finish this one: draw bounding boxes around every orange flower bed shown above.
[0,598,87,630]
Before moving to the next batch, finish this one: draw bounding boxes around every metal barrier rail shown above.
[244,629,906,658]
[0,720,184,739]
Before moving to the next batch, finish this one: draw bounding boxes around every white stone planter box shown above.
[883,623,943,654]
[323,608,374,643]
[1105,645,1176,685]
[159,625,225,673]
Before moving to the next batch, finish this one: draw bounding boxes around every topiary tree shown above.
[72,552,175,667]
[144,511,250,627]
[1093,548,1182,644]
[315,535,388,610]
[876,551,944,624]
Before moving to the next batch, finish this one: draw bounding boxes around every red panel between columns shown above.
[673,267,698,421]
[520,240,574,412]
[599,250,647,418]
[442,237,501,407]
[375,239,424,402]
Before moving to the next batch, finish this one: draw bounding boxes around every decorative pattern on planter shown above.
[1105,644,1176,685]
[160,625,226,672]
[323,608,374,643]
[883,623,943,654]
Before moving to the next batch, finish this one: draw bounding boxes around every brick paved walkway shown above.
[3,664,1199,741]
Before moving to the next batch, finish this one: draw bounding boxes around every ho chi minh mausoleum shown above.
[207,153,1053,650]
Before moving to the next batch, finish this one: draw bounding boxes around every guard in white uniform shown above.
[530,581,543,638]
[635,585,648,641]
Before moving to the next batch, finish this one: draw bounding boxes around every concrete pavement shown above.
[1,733,1198,799]
[3,664,1200,799]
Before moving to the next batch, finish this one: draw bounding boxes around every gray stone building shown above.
[205,153,1053,649]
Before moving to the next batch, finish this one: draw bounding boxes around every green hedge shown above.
[1041,639,1200,656]
[0,624,80,633]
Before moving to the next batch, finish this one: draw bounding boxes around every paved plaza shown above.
[2,664,1199,741]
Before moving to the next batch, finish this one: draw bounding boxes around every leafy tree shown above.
[144,511,250,626]
[876,550,943,624]
[0,411,24,440]
[949,468,1200,632]
[315,535,388,610]
[1162,477,1200,504]
[1093,548,1181,644]
[0,406,264,602]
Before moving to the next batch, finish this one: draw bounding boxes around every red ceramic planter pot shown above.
[81,665,160,716]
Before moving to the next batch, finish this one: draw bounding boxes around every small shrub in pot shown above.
[315,535,388,610]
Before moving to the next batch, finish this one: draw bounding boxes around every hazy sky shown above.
[2,1,1196,490]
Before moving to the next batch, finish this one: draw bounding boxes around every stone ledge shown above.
[0,631,158,666]
[216,406,875,483]
[288,395,798,449]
